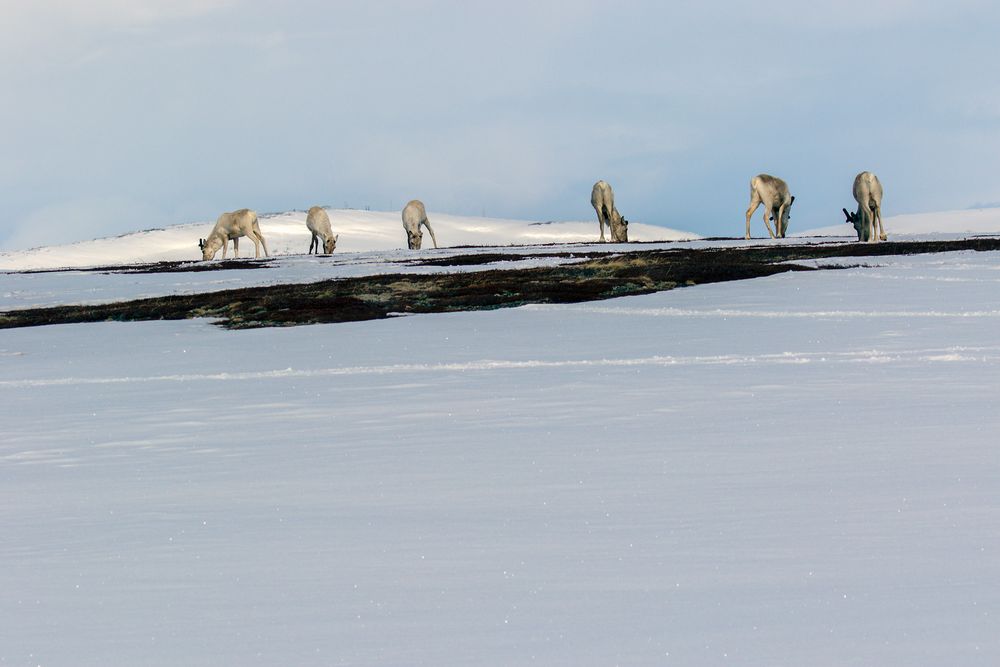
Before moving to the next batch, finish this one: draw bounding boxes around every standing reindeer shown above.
[199,209,269,260]
[745,174,794,239]
[843,171,886,242]
[401,200,438,250]
[306,206,338,254]
[591,180,628,243]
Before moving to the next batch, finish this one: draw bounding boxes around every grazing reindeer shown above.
[843,171,886,242]
[401,200,438,249]
[591,180,628,243]
[306,206,338,254]
[745,174,794,239]
[199,209,269,260]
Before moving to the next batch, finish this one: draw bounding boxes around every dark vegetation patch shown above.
[733,237,1000,261]
[4,238,1000,330]
[121,259,273,274]
[810,263,879,270]
[412,251,608,266]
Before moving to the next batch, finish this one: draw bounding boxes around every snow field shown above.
[3,250,1000,665]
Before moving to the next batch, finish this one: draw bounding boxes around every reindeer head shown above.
[843,208,864,240]
[200,236,222,261]
[610,210,629,242]
[323,234,339,254]
[777,196,794,237]
[406,227,423,250]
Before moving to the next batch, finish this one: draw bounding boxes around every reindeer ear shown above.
[790,196,795,205]
[843,208,850,220]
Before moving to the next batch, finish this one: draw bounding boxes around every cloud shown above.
[2,0,235,32]
[0,0,237,70]
[2,0,1000,244]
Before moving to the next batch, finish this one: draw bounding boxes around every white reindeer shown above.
[306,206,338,254]
[745,174,794,239]
[842,171,886,242]
[199,209,269,260]
[591,180,628,243]
[401,200,438,250]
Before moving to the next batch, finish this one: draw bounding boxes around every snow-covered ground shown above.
[796,205,1000,238]
[0,209,697,272]
[4,204,999,273]
[3,227,1000,664]
[0,247,607,312]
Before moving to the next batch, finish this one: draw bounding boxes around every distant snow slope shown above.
[797,206,1000,237]
[0,209,698,271]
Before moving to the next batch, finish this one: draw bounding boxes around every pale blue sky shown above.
[3,0,1000,248]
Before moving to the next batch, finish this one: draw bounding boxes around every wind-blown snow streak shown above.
[4,345,998,389]
[543,305,1000,319]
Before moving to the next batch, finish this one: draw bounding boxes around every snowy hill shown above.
[0,209,697,271]
[7,206,1000,273]
[797,206,1000,238]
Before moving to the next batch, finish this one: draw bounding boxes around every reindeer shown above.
[199,209,269,260]
[591,180,628,243]
[401,200,438,249]
[745,174,794,239]
[842,171,886,242]
[306,206,338,254]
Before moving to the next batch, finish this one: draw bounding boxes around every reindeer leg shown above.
[309,233,316,254]
[251,235,262,258]
[423,220,438,249]
[762,205,776,239]
[876,204,887,241]
[745,191,761,239]
[776,204,786,238]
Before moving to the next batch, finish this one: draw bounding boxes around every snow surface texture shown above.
[0,209,697,271]
[3,242,1000,664]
